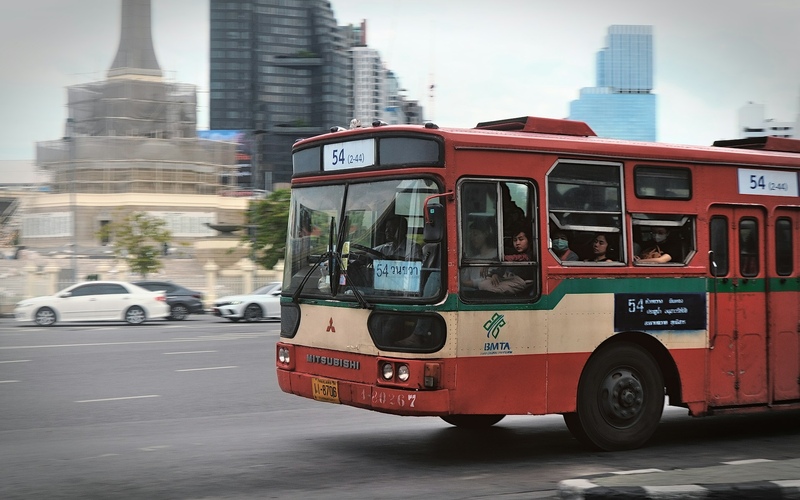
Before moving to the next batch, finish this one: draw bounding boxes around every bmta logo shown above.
[482,313,512,355]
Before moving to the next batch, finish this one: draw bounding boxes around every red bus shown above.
[276,116,800,450]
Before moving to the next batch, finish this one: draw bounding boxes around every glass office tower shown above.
[209,1,353,186]
[570,25,656,142]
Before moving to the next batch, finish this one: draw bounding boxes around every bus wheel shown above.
[440,414,505,428]
[570,344,664,451]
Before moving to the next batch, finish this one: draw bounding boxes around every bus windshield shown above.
[283,177,442,302]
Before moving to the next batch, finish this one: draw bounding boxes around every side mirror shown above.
[423,202,444,243]
[60,292,72,298]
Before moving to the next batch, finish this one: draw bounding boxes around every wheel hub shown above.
[601,369,644,426]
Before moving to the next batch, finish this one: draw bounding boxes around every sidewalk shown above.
[559,458,800,499]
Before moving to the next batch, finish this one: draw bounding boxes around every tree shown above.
[97,211,172,277]
[246,188,290,269]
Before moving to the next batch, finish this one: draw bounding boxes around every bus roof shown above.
[294,116,800,170]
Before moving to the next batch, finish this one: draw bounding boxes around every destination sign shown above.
[373,259,422,292]
[738,168,799,197]
[323,139,376,171]
[614,293,706,332]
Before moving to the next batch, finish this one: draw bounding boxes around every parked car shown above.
[14,281,170,326]
[213,282,281,322]
[133,280,205,321]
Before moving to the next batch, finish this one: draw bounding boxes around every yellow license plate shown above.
[312,377,340,403]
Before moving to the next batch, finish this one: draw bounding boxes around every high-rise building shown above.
[569,25,656,142]
[209,0,353,187]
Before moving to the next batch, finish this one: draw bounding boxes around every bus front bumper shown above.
[277,369,451,416]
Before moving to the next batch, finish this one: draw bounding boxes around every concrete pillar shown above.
[96,263,110,281]
[23,264,36,299]
[204,261,219,306]
[240,260,254,294]
[44,265,60,295]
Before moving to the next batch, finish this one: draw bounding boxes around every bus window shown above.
[775,218,793,276]
[547,161,622,262]
[459,179,538,301]
[709,216,729,276]
[739,218,759,277]
[634,166,692,200]
[632,214,695,265]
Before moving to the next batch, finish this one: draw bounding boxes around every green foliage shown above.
[246,189,290,269]
[97,211,171,278]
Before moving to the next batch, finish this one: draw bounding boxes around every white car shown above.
[15,281,170,326]
[213,282,281,322]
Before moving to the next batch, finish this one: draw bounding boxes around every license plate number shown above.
[312,377,340,403]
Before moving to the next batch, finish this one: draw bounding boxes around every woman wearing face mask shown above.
[634,226,676,263]
[551,230,578,262]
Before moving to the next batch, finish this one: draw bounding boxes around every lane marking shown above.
[163,350,217,355]
[0,359,30,364]
[175,366,237,372]
[75,395,160,403]
[0,380,20,383]
[0,335,276,350]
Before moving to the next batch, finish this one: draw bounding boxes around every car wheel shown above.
[34,307,56,326]
[244,304,262,322]
[170,304,189,321]
[125,306,146,325]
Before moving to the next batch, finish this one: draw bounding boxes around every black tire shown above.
[125,305,146,325]
[169,304,189,321]
[228,318,240,323]
[568,343,664,451]
[243,304,262,322]
[440,414,505,428]
[34,307,56,326]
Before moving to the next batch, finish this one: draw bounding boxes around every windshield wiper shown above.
[291,217,370,309]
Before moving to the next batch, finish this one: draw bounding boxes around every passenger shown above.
[586,233,614,262]
[460,219,498,289]
[462,220,527,295]
[634,226,676,264]
[373,215,422,260]
[551,230,579,262]
[505,226,534,262]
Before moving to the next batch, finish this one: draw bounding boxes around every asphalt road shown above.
[1,315,799,499]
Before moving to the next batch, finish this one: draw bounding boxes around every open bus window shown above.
[632,214,695,265]
[458,179,538,301]
[547,161,622,263]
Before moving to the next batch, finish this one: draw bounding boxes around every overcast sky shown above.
[1,0,798,161]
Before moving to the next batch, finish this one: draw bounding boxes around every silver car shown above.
[213,282,281,322]
[15,281,170,326]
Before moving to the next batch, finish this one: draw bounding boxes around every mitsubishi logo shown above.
[326,318,336,332]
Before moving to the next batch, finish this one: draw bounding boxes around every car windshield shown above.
[283,177,443,302]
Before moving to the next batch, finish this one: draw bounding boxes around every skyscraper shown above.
[209,0,353,187]
[569,25,656,142]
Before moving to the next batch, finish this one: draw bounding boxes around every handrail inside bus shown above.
[423,191,454,224]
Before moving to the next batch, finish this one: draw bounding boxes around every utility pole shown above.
[65,118,78,283]
[252,129,266,192]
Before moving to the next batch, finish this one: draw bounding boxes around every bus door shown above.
[770,208,800,402]
[708,205,768,406]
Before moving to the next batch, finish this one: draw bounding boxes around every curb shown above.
[559,478,800,499]
[557,459,800,499]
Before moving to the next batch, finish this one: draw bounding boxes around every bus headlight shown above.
[381,362,394,380]
[397,364,410,382]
